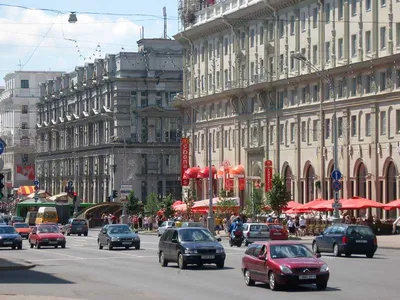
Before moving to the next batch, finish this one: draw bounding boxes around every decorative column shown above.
[103,179,108,203]
[92,179,97,205]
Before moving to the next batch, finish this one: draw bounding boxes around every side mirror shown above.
[101,229,107,234]
[258,255,267,261]
[216,237,222,242]
[171,238,178,243]
[315,253,322,258]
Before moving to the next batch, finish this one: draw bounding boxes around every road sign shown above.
[33,180,39,186]
[331,169,342,181]
[0,158,4,170]
[332,202,342,209]
[0,141,4,155]
[332,180,342,191]
[68,181,73,187]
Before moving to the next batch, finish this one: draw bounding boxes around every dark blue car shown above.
[312,224,377,258]
[0,225,23,250]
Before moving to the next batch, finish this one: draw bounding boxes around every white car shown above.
[242,223,270,246]
[157,221,175,237]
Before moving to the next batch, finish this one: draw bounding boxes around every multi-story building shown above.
[175,0,400,218]
[0,71,63,193]
[36,38,183,203]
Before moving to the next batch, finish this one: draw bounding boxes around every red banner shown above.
[265,160,273,192]
[181,138,190,186]
[225,178,245,191]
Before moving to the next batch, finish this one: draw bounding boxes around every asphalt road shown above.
[0,231,398,300]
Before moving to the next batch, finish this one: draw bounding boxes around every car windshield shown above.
[347,226,374,237]
[14,223,29,228]
[38,226,59,233]
[0,226,17,234]
[108,226,132,234]
[268,224,284,230]
[178,228,215,242]
[250,224,269,232]
[270,244,313,259]
[72,220,87,225]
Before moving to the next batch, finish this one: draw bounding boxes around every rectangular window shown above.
[301,48,306,68]
[381,72,387,91]
[325,42,331,62]
[351,77,357,96]
[290,90,295,106]
[380,27,386,49]
[201,46,205,62]
[241,32,246,49]
[396,110,400,133]
[301,121,306,142]
[366,31,371,52]
[290,123,295,143]
[208,43,213,59]
[250,29,255,47]
[366,113,371,136]
[301,12,306,31]
[338,117,343,137]
[290,52,295,70]
[21,122,28,129]
[224,38,228,55]
[301,87,307,104]
[269,125,274,145]
[313,45,318,64]
[216,131,220,148]
[313,84,319,102]
[279,124,284,144]
[365,75,372,93]
[338,38,344,59]
[268,22,274,40]
[260,26,264,44]
[201,75,205,91]
[290,15,295,35]
[21,80,29,89]
[21,105,28,114]
[325,119,331,139]
[325,3,330,23]
[382,0,386,6]
[313,120,319,141]
[313,7,318,28]
[351,115,357,137]
[280,54,284,72]
[156,92,162,106]
[339,0,344,19]
[216,41,220,57]
[380,111,387,135]
[397,23,400,46]
[216,71,220,88]
[366,0,371,11]
[279,20,284,38]
[208,74,213,89]
[351,34,357,56]
[351,0,357,16]
[201,134,205,150]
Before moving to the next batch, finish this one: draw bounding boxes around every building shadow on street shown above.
[0,268,74,284]
[170,265,235,271]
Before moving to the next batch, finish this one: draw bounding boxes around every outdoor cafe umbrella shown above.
[340,197,385,210]
[383,199,400,210]
[283,201,304,211]
[293,198,326,212]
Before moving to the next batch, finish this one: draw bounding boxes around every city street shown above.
[0,231,398,300]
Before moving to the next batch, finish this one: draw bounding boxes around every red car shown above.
[266,223,289,240]
[28,224,66,249]
[241,241,329,291]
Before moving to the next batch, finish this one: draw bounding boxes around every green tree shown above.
[267,174,291,221]
[184,188,197,219]
[161,194,175,219]
[243,188,265,218]
[144,192,161,216]
[126,190,144,215]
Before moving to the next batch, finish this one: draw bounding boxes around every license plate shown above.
[122,242,132,245]
[299,274,316,280]
[77,228,82,231]
[49,241,58,244]
[3,241,12,245]
[356,240,368,243]
[201,255,215,259]
[274,233,282,235]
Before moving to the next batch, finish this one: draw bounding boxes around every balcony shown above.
[0,88,40,101]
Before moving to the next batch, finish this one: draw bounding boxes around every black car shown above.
[98,224,140,250]
[0,225,23,249]
[10,216,24,226]
[312,224,377,258]
[63,218,89,236]
[158,227,225,269]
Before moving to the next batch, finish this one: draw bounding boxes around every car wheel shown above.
[84,233,88,237]
[29,240,33,248]
[244,269,255,286]
[178,253,187,269]
[78,234,82,236]
[216,261,224,269]
[345,252,352,257]
[158,233,161,237]
[67,231,71,236]
[135,244,140,250]
[54,245,58,248]
[17,245,22,250]
[333,244,341,257]
[107,240,113,251]
[159,252,168,267]
[312,242,320,254]
[125,246,130,250]
[269,271,279,291]
[366,252,374,258]
[197,262,203,268]
[12,246,15,250]
[98,239,103,250]
[36,241,41,249]
[244,239,249,246]
[316,281,328,290]
[61,243,66,249]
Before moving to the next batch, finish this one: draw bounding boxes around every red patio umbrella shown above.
[172,200,184,207]
[298,198,326,210]
[383,199,400,210]
[312,199,335,211]
[283,201,304,211]
[340,196,385,210]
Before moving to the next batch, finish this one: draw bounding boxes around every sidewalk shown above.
[0,258,36,271]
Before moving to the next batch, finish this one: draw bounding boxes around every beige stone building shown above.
[175,0,400,218]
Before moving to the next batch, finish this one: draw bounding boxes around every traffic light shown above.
[0,173,4,200]
[112,190,118,199]
[73,192,77,204]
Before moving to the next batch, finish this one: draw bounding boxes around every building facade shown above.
[36,38,183,203]
[0,71,63,193]
[175,0,400,218]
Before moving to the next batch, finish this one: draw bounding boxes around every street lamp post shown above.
[292,53,341,223]
[173,95,215,234]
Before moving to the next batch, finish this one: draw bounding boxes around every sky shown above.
[0,0,180,85]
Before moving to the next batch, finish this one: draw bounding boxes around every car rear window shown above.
[250,224,269,232]
[347,226,374,237]
[14,223,29,228]
[72,220,87,225]
[268,224,284,230]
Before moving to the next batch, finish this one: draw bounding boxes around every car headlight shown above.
[280,265,293,274]
[320,264,329,272]
[134,236,140,241]
[185,249,198,254]
[111,237,119,242]
[15,236,22,241]
[216,248,225,254]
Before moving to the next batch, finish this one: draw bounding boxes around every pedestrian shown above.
[107,214,113,225]
[138,214,143,229]
[144,216,148,231]
[288,217,296,236]
[102,213,107,226]
[148,215,153,231]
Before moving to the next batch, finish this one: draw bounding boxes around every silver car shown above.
[157,221,175,237]
[242,223,270,246]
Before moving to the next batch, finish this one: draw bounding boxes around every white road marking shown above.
[32,249,87,260]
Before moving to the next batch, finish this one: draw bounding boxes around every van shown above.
[35,207,58,225]
[25,211,38,226]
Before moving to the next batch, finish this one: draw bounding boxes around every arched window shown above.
[305,165,315,203]
[284,166,293,199]
[356,163,367,198]
[386,162,398,218]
